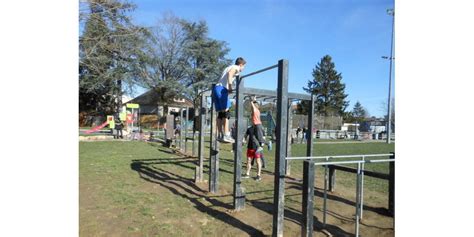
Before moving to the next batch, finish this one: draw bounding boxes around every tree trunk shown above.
[116,79,122,115]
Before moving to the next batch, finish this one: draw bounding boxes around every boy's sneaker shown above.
[255,175,262,181]
[242,174,250,179]
[221,135,235,143]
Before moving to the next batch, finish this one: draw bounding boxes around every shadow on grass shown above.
[286,183,392,217]
[248,199,355,237]
[130,159,265,236]
[131,144,391,236]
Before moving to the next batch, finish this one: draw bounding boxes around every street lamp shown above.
[382,8,395,144]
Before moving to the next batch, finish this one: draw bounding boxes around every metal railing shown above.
[289,153,395,237]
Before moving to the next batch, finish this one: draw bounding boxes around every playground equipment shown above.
[84,115,115,134]
[193,59,395,237]
[126,103,141,140]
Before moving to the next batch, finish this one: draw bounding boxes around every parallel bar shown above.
[240,64,278,79]
[233,76,245,210]
[368,159,395,163]
[272,59,289,237]
[329,165,390,180]
[286,153,393,160]
[314,160,364,166]
[302,160,315,237]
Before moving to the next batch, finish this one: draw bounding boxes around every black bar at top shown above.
[240,64,278,79]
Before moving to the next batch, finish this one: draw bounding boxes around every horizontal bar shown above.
[288,92,312,101]
[329,165,390,180]
[286,153,393,160]
[243,87,310,100]
[240,64,278,79]
[367,159,395,163]
[315,160,365,166]
[314,159,394,166]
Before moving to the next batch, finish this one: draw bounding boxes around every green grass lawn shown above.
[80,140,394,236]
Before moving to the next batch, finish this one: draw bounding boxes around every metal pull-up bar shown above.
[286,153,393,160]
[240,64,278,79]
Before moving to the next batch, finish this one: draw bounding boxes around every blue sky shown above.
[128,0,395,117]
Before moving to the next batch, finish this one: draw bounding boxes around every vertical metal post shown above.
[272,59,289,237]
[285,100,292,175]
[302,160,315,237]
[185,107,189,154]
[323,163,328,227]
[328,166,336,192]
[307,94,315,160]
[197,93,206,182]
[360,157,365,219]
[233,76,245,210]
[192,130,197,157]
[355,162,362,237]
[180,107,184,151]
[209,85,219,193]
[386,9,394,144]
[389,152,395,216]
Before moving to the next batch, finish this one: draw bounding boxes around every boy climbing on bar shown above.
[212,57,246,143]
[250,96,266,153]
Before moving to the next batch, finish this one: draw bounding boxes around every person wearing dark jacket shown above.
[243,126,263,181]
[115,119,123,139]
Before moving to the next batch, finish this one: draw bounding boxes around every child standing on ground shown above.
[243,126,262,181]
[212,57,246,143]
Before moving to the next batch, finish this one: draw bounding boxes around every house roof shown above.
[126,89,193,107]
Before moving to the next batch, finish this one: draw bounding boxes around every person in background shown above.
[115,118,123,139]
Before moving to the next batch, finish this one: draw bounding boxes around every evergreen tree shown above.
[180,19,231,112]
[352,101,368,120]
[79,0,145,114]
[303,55,349,116]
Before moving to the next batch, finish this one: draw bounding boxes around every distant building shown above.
[125,89,194,116]
[366,117,387,133]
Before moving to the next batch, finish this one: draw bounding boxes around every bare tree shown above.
[135,12,189,114]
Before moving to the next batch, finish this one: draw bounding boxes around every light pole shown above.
[382,8,395,144]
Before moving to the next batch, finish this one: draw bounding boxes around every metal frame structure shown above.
[191,60,395,237]
[194,60,315,236]
[191,60,395,236]
[295,153,395,237]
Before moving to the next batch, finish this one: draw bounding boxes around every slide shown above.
[84,121,109,134]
